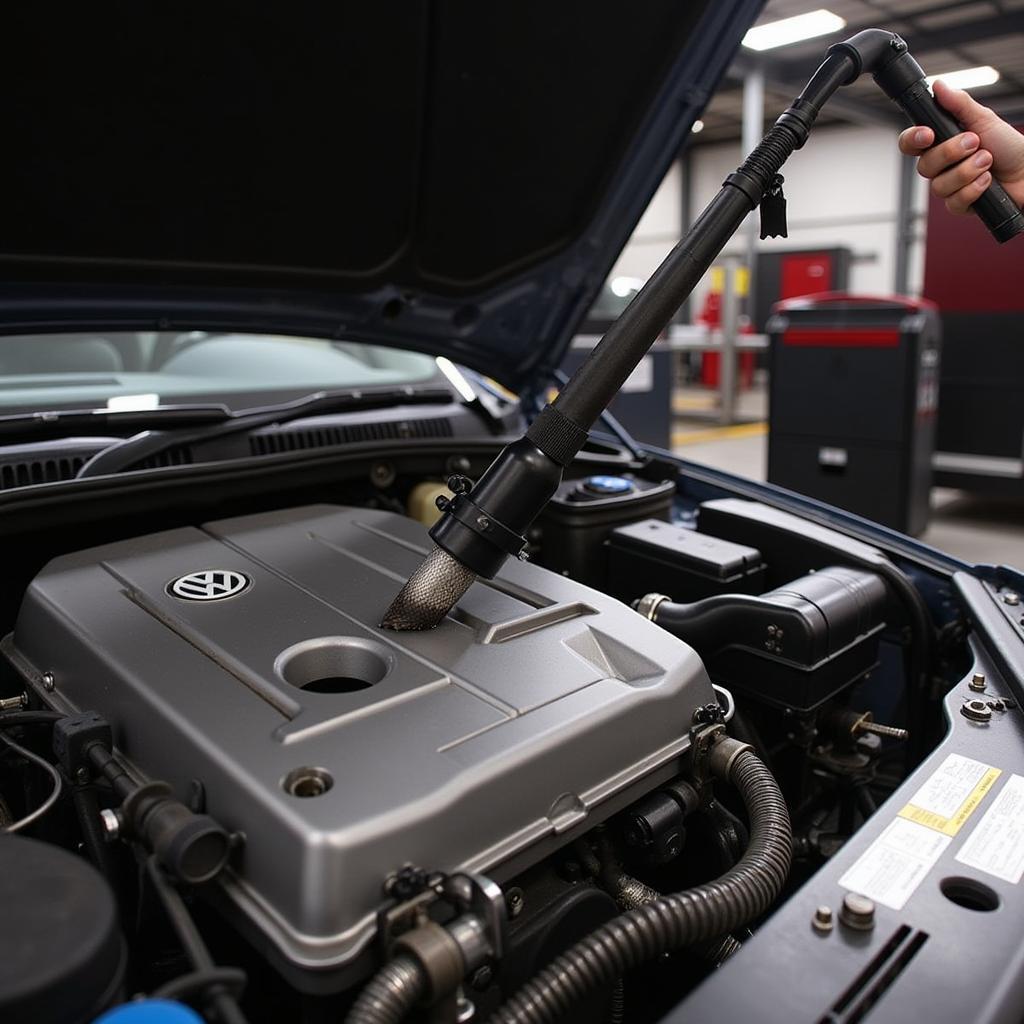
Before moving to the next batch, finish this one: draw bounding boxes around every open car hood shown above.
[0,2,761,392]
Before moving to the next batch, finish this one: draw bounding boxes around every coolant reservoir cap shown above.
[0,835,125,1023]
[94,1000,204,1023]
[582,474,635,496]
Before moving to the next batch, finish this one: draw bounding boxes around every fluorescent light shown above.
[435,357,476,402]
[691,119,705,134]
[743,9,846,51]
[926,65,1000,91]
[610,276,644,298]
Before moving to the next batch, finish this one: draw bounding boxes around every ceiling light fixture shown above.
[742,9,846,51]
[925,65,1000,91]
[691,119,705,133]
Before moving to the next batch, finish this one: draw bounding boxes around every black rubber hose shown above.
[344,953,429,1024]
[0,710,64,726]
[485,749,790,1024]
[72,784,117,880]
[614,873,742,965]
[145,858,249,1024]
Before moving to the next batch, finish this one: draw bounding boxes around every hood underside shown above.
[0,2,761,389]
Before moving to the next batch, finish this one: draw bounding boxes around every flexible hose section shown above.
[346,747,790,1024]
[346,953,428,1024]
[486,749,790,1024]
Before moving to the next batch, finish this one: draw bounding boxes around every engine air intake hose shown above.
[485,745,790,1024]
[345,953,428,1024]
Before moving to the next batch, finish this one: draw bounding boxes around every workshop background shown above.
[573,0,1024,566]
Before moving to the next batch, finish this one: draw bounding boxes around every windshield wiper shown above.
[0,403,233,442]
[75,386,455,479]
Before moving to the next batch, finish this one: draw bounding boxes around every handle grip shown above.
[896,79,1024,243]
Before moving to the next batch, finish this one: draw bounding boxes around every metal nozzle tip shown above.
[380,547,477,631]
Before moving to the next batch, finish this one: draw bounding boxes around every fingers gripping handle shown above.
[898,81,1023,241]
[875,47,1024,242]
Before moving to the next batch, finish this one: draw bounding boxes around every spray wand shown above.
[382,29,1024,631]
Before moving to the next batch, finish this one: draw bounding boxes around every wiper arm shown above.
[75,386,454,479]
[0,403,232,442]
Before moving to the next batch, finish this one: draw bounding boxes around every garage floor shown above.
[671,395,1024,570]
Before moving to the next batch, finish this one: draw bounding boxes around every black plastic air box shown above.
[606,518,765,604]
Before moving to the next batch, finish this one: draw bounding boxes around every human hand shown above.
[898,79,1024,215]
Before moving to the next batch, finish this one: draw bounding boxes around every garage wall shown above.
[606,160,684,283]
[607,123,930,319]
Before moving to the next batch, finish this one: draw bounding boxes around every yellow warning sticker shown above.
[898,753,1001,837]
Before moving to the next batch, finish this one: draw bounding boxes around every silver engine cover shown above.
[6,505,715,978]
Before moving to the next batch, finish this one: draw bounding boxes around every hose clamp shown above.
[635,592,670,621]
[446,492,527,558]
[395,922,465,1003]
[379,870,506,1004]
[707,736,755,782]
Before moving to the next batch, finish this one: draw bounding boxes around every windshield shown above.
[0,332,441,413]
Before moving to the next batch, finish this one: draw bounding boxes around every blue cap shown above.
[94,1001,204,1024]
[582,474,634,495]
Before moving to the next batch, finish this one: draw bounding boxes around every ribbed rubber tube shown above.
[345,953,428,1024]
[485,750,791,1024]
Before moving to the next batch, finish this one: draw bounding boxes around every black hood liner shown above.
[0,2,761,387]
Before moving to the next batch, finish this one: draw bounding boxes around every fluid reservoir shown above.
[0,835,125,1023]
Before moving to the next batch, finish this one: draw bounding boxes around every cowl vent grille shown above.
[0,456,88,490]
[250,417,453,456]
[135,446,194,470]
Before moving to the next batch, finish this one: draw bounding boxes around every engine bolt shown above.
[970,673,987,692]
[100,808,121,841]
[0,694,27,712]
[839,893,876,931]
[506,887,525,919]
[370,462,396,488]
[470,966,493,991]
[858,720,909,741]
[811,905,834,933]
[1003,592,1020,606]
[41,671,55,692]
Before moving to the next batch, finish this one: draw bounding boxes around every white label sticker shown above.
[898,752,1001,836]
[956,774,1024,884]
[839,818,952,910]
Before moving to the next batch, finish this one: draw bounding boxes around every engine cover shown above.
[5,505,715,982]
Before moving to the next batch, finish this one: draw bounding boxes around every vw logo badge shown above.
[168,569,252,602]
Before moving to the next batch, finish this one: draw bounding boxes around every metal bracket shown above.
[376,868,506,970]
[688,717,727,790]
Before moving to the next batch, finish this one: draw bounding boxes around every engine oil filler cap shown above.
[0,835,126,1023]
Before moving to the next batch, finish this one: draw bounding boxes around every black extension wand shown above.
[382,29,1024,631]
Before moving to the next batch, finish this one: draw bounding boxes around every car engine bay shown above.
[0,436,997,1024]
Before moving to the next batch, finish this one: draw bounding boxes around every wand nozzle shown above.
[381,29,1022,631]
